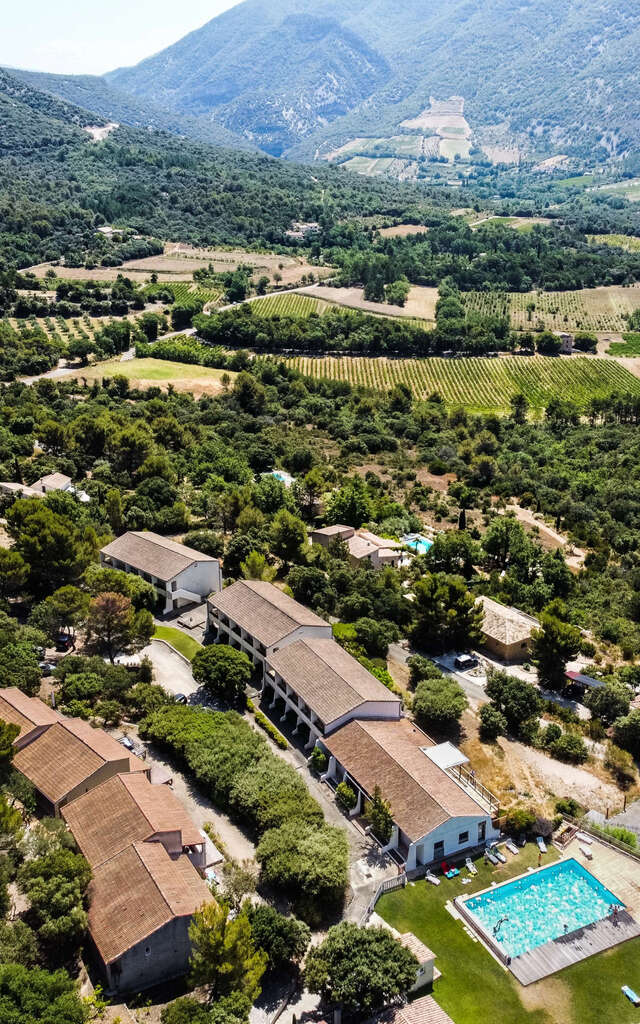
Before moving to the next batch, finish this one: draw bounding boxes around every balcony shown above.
[446,764,499,815]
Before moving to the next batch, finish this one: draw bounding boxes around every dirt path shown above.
[506,502,586,569]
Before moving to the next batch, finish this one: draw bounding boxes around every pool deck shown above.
[510,908,640,985]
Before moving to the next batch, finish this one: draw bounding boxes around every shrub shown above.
[550,732,588,764]
[413,675,467,732]
[336,782,357,812]
[604,742,636,788]
[602,825,637,849]
[555,796,584,818]
[541,722,562,747]
[478,704,506,741]
[310,747,328,775]
[246,700,288,749]
[504,807,536,835]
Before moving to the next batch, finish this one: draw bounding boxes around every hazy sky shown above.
[1,0,241,75]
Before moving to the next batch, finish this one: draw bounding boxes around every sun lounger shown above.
[580,844,593,860]
[493,847,507,863]
[505,839,520,855]
[426,871,440,886]
[485,851,499,865]
[536,836,547,853]
[622,985,640,1007]
[465,857,477,875]
[576,831,593,845]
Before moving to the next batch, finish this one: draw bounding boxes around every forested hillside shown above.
[103,0,640,161]
[0,67,439,268]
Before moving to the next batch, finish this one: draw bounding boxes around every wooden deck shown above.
[510,909,640,985]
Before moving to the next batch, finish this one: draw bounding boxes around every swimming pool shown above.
[460,859,622,959]
[403,533,433,556]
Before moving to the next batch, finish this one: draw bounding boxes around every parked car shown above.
[455,654,478,671]
[118,736,135,751]
[174,693,188,705]
[38,660,58,676]
[55,634,74,652]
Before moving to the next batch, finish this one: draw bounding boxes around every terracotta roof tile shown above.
[377,995,455,1024]
[209,580,329,647]
[269,639,400,725]
[324,719,486,841]
[480,596,537,646]
[88,842,209,963]
[0,689,60,741]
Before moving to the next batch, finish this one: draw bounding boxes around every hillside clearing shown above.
[298,284,438,321]
[69,357,235,396]
[280,355,640,412]
[588,233,640,252]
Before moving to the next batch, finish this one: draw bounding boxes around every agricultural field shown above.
[342,156,403,177]
[247,293,333,318]
[281,355,640,412]
[607,333,640,356]
[69,357,235,396]
[9,314,123,348]
[472,216,553,232]
[588,233,640,252]
[300,284,438,322]
[377,224,430,238]
[439,138,471,161]
[594,178,640,202]
[161,282,222,307]
[464,286,640,333]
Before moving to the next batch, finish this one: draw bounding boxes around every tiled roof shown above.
[376,995,455,1024]
[480,596,537,646]
[35,473,72,489]
[269,638,400,725]
[399,932,436,963]
[0,689,60,740]
[209,580,329,647]
[13,719,145,804]
[88,841,210,963]
[62,773,202,867]
[101,531,216,581]
[324,719,486,842]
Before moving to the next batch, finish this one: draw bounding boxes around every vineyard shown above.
[464,286,640,332]
[247,293,333,318]
[165,282,222,307]
[279,355,640,412]
[588,234,640,252]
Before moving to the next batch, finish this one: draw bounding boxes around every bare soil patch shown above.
[377,224,430,238]
[305,284,438,321]
[415,469,456,492]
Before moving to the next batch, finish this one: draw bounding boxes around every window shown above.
[478,821,486,842]
[458,831,469,845]
[145,946,151,957]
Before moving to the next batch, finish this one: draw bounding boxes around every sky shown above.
[0,0,241,76]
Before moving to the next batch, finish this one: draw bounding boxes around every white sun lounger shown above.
[494,848,507,863]
[580,844,593,860]
[505,839,520,855]
[426,871,440,886]
[536,836,547,853]
[576,831,593,845]
[465,857,478,875]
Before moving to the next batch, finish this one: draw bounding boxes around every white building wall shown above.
[406,814,499,870]
[324,698,402,735]
[172,560,222,603]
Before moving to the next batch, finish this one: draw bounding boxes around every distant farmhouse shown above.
[312,524,403,569]
[101,531,222,614]
[0,472,90,502]
[479,596,538,663]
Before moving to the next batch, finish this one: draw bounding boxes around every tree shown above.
[426,531,479,578]
[240,551,275,582]
[335,782,357,812]
[246,905,310,972]
[192,645,253,703]
[0,964,89,1024]
[105,488,123,534]
[584,680,631,726]
[613,709,640,758]
[29,586,90,643]
[510,392,529,423]
[0,549,28,600]
[183,530,225,559]
[189,901,267,1002]
[303,923,418,1016]
[484,670,542,736]
[326,479,372,528]
[531,612,581,691]
[85,592,152,663]
[270,509,307,567]
[222,859,258,913]
[413,675,468,732]
[364,785,393,844]
[256,820,348,925]
[411,573,483,653]
[550,732,588,764]
[18,847,91,960]
[7,502,82,596]
[478,703,507,740]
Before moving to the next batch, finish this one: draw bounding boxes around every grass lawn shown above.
[76,358,234,383]
[608,333,640,356]
[153,626,202,662]
[377,845,640,1024]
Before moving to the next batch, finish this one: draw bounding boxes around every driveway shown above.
[121,639,198,697]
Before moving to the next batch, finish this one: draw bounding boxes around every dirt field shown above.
[377,224,430,238]
[481,144,520,165]
[299,284,438,321]
[68,357,234,397]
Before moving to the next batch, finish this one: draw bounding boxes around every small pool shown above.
[461,859,622,959]
[403,533,433,556]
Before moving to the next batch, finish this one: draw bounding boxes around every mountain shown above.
[6,68,257,151]
[105,0,640,163]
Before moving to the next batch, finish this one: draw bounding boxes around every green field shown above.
[377,846,640,1024]
[596,178,640,202]
[77,357,234,383]
[283,355,640,411]
[608,333,640,356]
[556,174,596,188]
[249,293,332,317]
[440,138,471,161]
[153,626,202,661]
[589,233,640,252]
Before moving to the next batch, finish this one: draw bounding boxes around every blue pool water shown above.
[462,859,622,959]
[403,534,433,555]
